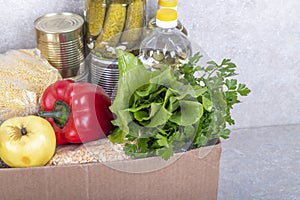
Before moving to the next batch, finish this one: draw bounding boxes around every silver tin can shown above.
[88,52,119,99]
[34,12,87,79]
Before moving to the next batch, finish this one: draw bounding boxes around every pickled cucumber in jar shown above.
[120,0,145,49]
[94,2,127,58]
[85,0,107,48]
[95,3,127,46]
[85,0,145,56]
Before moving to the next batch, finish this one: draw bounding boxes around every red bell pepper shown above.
[38,79,114,144]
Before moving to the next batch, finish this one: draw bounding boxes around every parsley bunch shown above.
[178,53,251,148]
[109,51,250,160]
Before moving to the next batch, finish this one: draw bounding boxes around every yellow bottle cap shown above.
[156,8,177,22]
[158,0,178,7]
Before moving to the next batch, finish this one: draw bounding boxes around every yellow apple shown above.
[0,115,56,168]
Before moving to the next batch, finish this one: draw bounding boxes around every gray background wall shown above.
[0,0,299,129]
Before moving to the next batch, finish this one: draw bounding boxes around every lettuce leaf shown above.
[109,51,205,160]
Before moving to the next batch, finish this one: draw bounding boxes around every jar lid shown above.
[34,12,84,34]
[158,0,178,7]
[156,8,178,28]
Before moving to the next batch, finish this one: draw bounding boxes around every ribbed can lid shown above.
[34,12,84,34]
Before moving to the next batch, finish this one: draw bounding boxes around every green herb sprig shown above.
[178,53,251,147]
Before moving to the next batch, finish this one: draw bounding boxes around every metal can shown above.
[87,51,119,99]
[34,12,87,79]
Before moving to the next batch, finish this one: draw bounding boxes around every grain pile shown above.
[0,49,62,122]
[48,138,131,166]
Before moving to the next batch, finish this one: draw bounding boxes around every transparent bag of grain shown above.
[0,49,62,124]
[47,138,130,166]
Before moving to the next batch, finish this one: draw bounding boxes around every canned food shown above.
[35,12,84,42]
[34,12,87,79]
[88,51,119,99]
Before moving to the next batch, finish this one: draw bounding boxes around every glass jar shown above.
[84,0,146,58]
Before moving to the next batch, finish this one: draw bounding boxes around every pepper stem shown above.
[38,100,71,128]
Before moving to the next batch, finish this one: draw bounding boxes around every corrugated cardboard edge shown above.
[0,143,221,200]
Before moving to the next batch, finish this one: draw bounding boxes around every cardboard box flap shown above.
[0,143,221,200]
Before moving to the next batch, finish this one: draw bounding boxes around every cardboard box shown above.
[0,143,221,200]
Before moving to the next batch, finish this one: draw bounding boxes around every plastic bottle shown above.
[139,8,192,71]
[147,0,188,36]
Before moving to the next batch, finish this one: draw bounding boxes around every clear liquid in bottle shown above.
[139,8,192,71]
